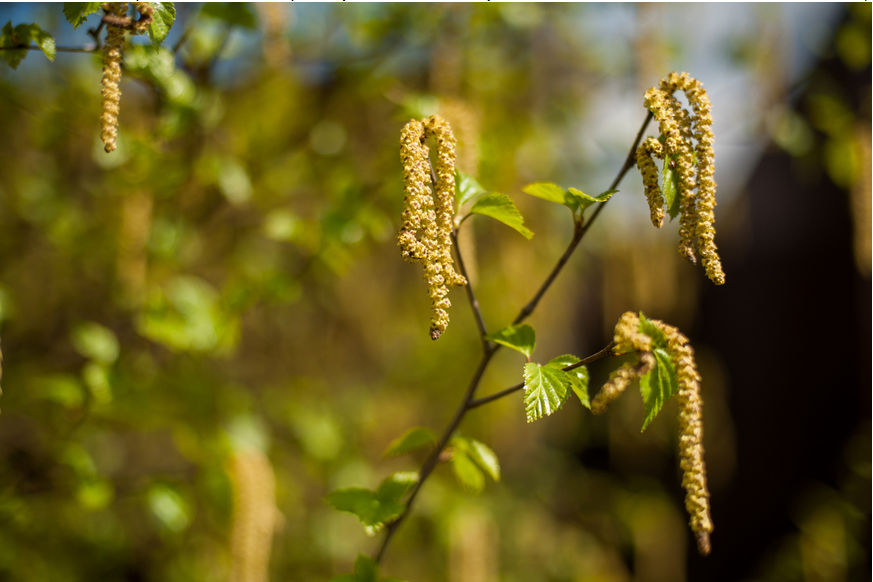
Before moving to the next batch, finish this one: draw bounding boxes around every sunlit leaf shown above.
[638,348,678,431]
[566,187,616,212]
[469,193,534,239]
[451,448,484,492]
[522,182,567,205]
[456,170,487,207]
[148,2,176,44]
[523,361,572,422]
[546,354,590,409]
[63,3,102,29]
[486,324,535,359]
[0,22,55,68]
[327,473,417,535]
[467,438,500,482]
[383,427,437,457]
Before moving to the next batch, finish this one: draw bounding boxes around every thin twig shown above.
[452,229,490,345]
[466,341,616,409]
[374,111,655,566]
[0,44,98,54]
[374,346,497,563]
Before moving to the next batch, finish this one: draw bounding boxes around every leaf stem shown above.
[374,111,654,566]
[466,342,616,410]
[0,44,98,53]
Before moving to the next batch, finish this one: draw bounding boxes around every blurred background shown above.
[0,3,869,581]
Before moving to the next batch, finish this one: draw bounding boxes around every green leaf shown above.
[201,2,257,29]
[522,182,567,205]
[71,322,120,364]
[662,158,681,219]
[637,312,668,349]
[456,170,487,207]
[467,439,500,482]
[469,193,534,239]
[383,427,437,457]
[523,361,573,422]
[485,324,535,359]
[63,3,102,29]
[326,473,417,535]
[450,448,485,492]
[566,187,617,212]
[546,354,590,409]
[0,22,55,68]
[26,24,55,62]
[148,2,176,44]
[638,347,678,431]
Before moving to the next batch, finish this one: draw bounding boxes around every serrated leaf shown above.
[469,193,534,239]
[456,170,486,207]
[201,2,257,29]
[523,361,573,422]
[639,347,678,431]
[546,354,590,409]
[485,324,535,359]
[662,158,681,219]
[637,312,668,349]
[522,182,567,205]
[383,427,436,457]
[63,3,102,29]
[148,2,176,44]
[451,448,485,492]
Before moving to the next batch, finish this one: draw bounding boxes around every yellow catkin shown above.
[591,312,654,414]
[229,451,277,582]
[651,318,713,555]
[635,137,666,228]
[131,2,154,34]
[644,87,698,262]
[100,3,127,153]
[398,115,467,340]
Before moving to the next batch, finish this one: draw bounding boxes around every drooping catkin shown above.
[635,137,666,228]
[640,72,725,285]
[101,3,127,153]
[591,311,654,414]
[398,115,467,340]
[229,450,277,582]
[649,317,713,555]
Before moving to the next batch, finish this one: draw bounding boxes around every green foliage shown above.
[327,472,418,535]
[70,322,120,365]
[637,313,679,431]
[124,44,195,107]
[148,3,176,44]
[469,192,534,239]
[661,158,681,219]
[523,355,590,422]
[62,3,102,29]
[331,555,409,582]
[200,2,257,29]
[449,435,500,492]
[455,169,487,207]
[0,22,55,69]
[522,182,614,217]
[485,323,536,359]
[383,427,437,457]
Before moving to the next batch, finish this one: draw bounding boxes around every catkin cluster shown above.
[636,72,725,286]
[592,311,713,555]
[100,2,154,153]
[229,450,277,582]
[398,115,467,340]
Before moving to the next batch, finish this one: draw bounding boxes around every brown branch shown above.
[373,111,655,566]
[0,44,98,54]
